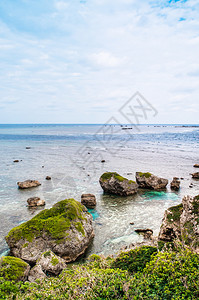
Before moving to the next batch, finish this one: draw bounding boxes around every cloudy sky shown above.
[0,0,199,124]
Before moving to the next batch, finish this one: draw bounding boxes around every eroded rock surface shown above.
[99,172,138,196]
[27,197,45,207]
[81,194,96,208]
[6,199,94,263]
[170,177,180,191]
[158,195,199,252]
[136,172,168,190]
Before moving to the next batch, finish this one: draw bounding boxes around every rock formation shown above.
[193,164,199,168]
[99,172,138,196]
[27,197,45,207]
[5,199,94,264]
[81,194,96,208]
[158,195,199,252]
[170,177,180,191]
[192,172,199,179]
[17,180,41,189]
[136,172,168,190]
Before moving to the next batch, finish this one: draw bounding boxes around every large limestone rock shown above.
[99,172,138,196]
[0,256,30,282]
[5,199,94,264]
[158,195,199,252]
[36,250,66,275]
[170,177,180,191]
[27,197,45,207]
[17,180,41,189]
[136,172,168,190]
[81,194,96,208]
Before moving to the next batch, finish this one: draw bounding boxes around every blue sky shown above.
[0,0,199,123]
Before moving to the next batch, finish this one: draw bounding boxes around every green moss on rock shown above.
[6,199,87,244]
[51,256,59,266]
[138,172,152,178]
[167,203,183,222]
[100,172,136,183]
[0,256,29,281]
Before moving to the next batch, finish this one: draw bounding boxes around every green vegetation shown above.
[51,256,59,266]
[167,203,183,222]
[138,172,152,178]
[192,196,199,215]
[100,172,136,184]
[5,199,87,244]
[0,256,28,282]
[1,247,199,299]
[112,246,157,273]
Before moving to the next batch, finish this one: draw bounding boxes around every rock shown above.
[36,250,66,275]
[158,195,199,252]
[135,229,153,239]
[101,160,105,163]
[26,147,31,149]
[130,222,134,225]
[0,256,30,282]
[13,160,19,163]
[192,172,199,179]
[28,265,46,283]
[27,197,45,207]
[99,172,138,196]
[17,180,41,189]
[193,164,199,168]
[81,194,96,208]
[5,198,94,264]
[170,177,180,191]
[180,178,184,180]
[46,176,51,180]
[136,172,168,190]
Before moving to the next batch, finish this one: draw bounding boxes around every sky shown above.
[0,0,199,124]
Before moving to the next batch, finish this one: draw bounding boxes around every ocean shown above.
[0,124,199,257]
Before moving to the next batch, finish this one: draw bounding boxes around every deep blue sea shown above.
[0,124,199,256]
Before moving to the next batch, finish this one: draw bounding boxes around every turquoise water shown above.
[0,124,199,256]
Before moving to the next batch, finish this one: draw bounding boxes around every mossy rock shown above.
[138,172,152,178]
[5,199,94,263]
[167,203,183,223]
[99,172,138,196]
[0,256,30,282]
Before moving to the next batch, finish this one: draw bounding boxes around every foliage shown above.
[112,246,158,273]
[167,203,183,222]
[1,248,199,299]
[0,256,28,282]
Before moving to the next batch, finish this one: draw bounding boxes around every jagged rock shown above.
[170,177,180,191]
[135,229,153,240]
[17,180,41,189]
[136,172,168,190]
[27,197,45,207]
[5,199,94,264]
[99,172,138,196]
[192,172,199,179]
[81,194,96,208]
[28,265,46,283]
[46,176,51,180]
[36,250,66,275]
[0,256,30,282]
[158,195,199,252]
[193,164,199,168]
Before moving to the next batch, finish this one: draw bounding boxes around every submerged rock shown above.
[27,197,45,207]
[81,194,96,208]
[193,164,199,168]
[36,250,66,276]
[192,172,199,179]
[0,256,30,282]
[99,172,138,196]
[158,195,199,252]
[17,180,41,189]
[5,199,94,263]
[170,177,180,191]
[136,172,168,190]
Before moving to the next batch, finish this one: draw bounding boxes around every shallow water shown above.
[0,124,199,256]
